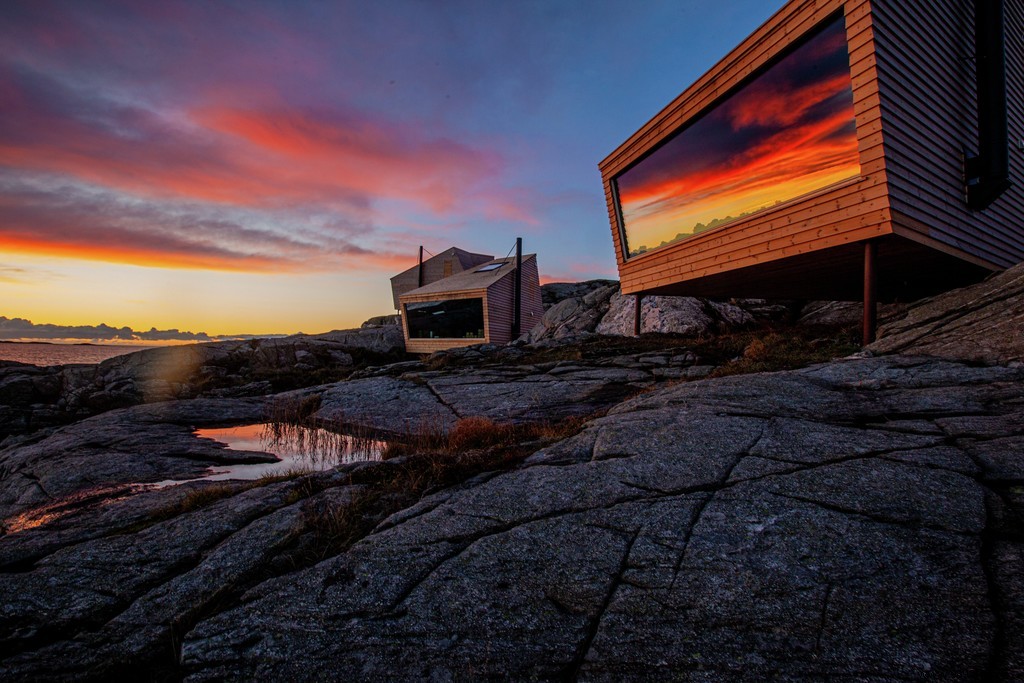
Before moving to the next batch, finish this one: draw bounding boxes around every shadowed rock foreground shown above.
[183,357,1024,681]
[0,354,1022,681]
[1,264,1023,681]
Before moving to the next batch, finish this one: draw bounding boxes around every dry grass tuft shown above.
[175,483,241,513]
[447,416,518,451]
[297,490,374,561]
[382,415,590,461]
[709,328,858,378]
[265,393,322,427]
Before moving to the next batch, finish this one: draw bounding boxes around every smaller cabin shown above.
[389,247,494,309]
[399,254,544,354]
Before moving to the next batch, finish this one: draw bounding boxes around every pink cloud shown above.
[0,68,527,223]
[0,181,412,273]
[195,106,504,214]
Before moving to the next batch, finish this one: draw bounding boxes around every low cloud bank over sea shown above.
[0,316,280,344]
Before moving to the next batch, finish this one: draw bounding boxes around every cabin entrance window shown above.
[405,298,485,339]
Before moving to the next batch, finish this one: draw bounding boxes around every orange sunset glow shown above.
[616,16,860,256]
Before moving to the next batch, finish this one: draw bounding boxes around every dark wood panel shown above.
[882,135,1024,260]
[486,275,514,345]
[871,0,1024,268]
[401,289,486,304]
[406,338,481,354]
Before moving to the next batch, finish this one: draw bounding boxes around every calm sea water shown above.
[0,342,153,366]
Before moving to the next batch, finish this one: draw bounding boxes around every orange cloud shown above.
[0,177,421,274]
[0,231,295,272]
[194,107,504,214]
[1,228,420,274]
[624,108,858,210]
[0,51,549,281]
[621,108,860,248]
[724,72,854,130]
[0,69,521,275]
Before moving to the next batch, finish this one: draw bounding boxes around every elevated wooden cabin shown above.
[389,247,493,310]
[399,254,544,354]
[600,0,1022,338]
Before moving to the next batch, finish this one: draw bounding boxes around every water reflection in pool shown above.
[188,422,385,481]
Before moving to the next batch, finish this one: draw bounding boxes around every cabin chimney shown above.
[417,246,424,287]
[512,237,522,338]
[966,0,1010,209]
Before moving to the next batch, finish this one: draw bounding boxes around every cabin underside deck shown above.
[630,234,994,303]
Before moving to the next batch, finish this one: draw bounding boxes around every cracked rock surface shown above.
[869,260,1024,364]
[2,355,1011,681]
[0,325,405,441]
[0,355,672,518]
[175,356,1024,681]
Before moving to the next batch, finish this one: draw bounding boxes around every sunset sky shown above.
[616,16,860,256]
[1,0,781,338]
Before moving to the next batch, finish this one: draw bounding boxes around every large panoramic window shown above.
[615,15,860,258]
[405,298,485,339]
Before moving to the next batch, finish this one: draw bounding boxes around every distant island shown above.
[0,316,286,345]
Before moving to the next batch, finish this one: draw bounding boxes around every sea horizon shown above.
[0,340,157,366]
[0,334,294,366]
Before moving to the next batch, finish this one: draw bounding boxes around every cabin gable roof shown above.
[389,247,493,284]
[398,254,538,300]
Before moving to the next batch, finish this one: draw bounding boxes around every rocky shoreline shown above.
[0,264,1022,681]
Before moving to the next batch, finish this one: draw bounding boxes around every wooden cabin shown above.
[399,254,544,354]
[389,247,493,310]
[600,0,1022,339]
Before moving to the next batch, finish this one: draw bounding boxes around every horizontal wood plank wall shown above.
[519,257,546,333]
[483,256,544,344]
[599,0,895,296]
[486,275,514,345]
[405,338,481,354]
[872,0,1024,267]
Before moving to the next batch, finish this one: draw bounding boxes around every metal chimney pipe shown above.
[966,0,1010,209]
[512,237,522,338]
[417,245,424,287]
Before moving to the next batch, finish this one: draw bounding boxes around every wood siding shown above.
[486,276,514,345]
[485,256,544,345]
[520,257,546,333]
[599,0,895,297]
[871,0,1024,267]
[404,337,482,354]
